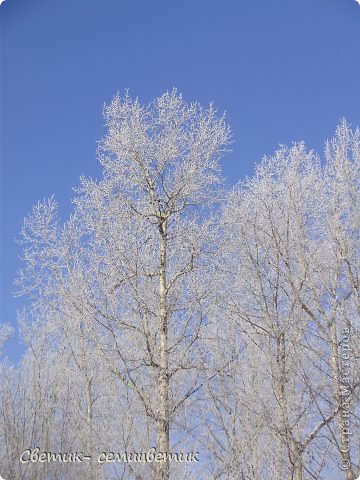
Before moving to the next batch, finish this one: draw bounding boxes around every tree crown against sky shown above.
[12,91,232,480]
[2,1,360,367]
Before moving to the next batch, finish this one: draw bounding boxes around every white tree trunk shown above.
[158,218,170,480]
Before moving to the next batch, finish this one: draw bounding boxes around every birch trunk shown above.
[158,218,170,480]
[292,441,303,480]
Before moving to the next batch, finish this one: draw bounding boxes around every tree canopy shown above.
[1,93,359,480]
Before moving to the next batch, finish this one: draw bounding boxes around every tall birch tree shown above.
[15,90,231,480]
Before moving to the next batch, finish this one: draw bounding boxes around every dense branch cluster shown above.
[0,92,359,480]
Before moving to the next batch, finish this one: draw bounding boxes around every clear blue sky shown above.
[1,0,360,361]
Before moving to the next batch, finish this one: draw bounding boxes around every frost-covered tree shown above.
[215,124,360,480]
[0,324,13,352]
[14,90,231,480]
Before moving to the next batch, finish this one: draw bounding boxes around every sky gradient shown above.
[1,0,360,361]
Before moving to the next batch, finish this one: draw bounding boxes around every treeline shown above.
[0,92,359,480]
